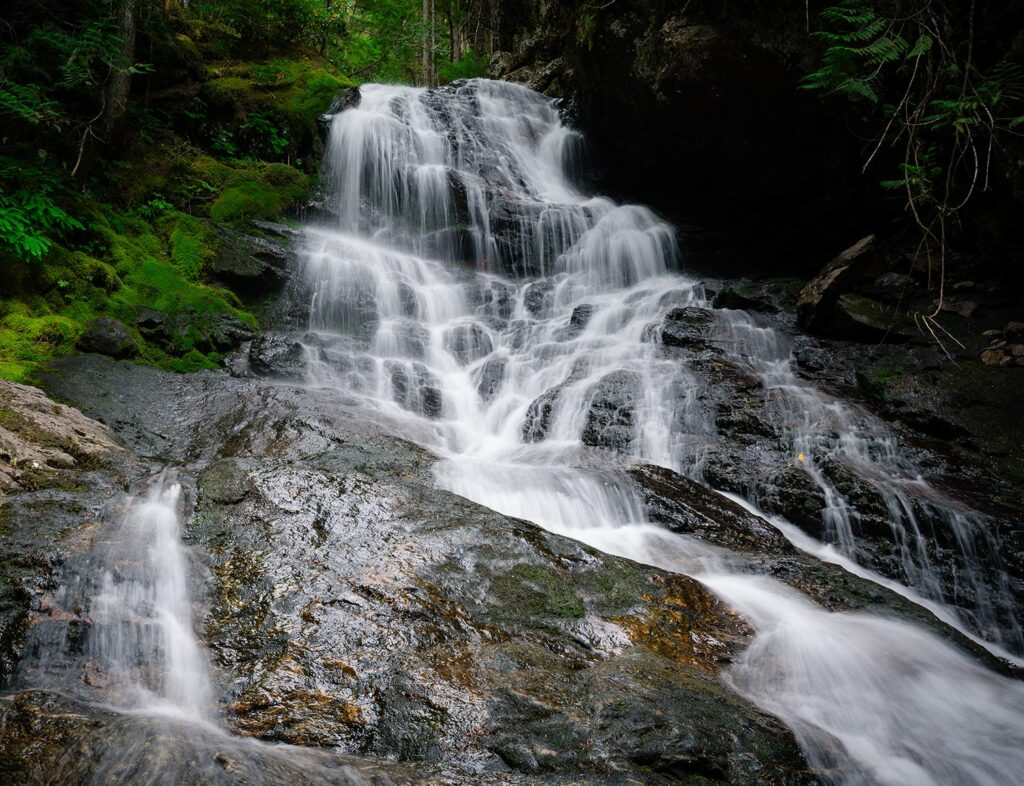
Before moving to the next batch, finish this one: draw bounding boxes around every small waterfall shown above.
[301,78,1024,784]
[715,311,1022,652]
[89,471,214,718]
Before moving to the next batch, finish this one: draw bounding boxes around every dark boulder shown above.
[581,370,639,452]
[76,317,139,359]
[797,235,883,336]
[248,334,308,379]
[210,226,291,296]
[136,308,257,354]
[522,387,561,442]
[318,87,360,141]
[475,356,507,402]
[660,307,717,351]
[630,464,792,553]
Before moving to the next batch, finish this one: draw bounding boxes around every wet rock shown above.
[581,370,639,452]
[626,464,1019,675]
[629,465,791,553]
[248,334,308,379]
[0,379,125,493]
[135,308,257,354]
[443,323,493,365]
[0,379,134,684]
[190,454,813,782]
[319,87,360,141]
[25,356,818,782]
[468,280,515,329]
[475,357,507,402]
[0,691,420,786]
[569,304,594,330]
[211,225,292,296]
[797,235,882,335]
[522,388,560,442]
[76,317,138,359]
[522,280,553,317]
[387,361,443,419]
[659,307,717,351]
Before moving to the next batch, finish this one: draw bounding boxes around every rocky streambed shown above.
[0,334,1016,784]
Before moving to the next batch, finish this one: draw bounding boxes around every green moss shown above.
[209,166,308,225]
[490,563,585,622]
[204,76,262,109]
[873,366,904,385]
[164,349,221,373]
[170,214,216,281]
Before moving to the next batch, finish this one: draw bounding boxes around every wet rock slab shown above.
[16,355,815,784]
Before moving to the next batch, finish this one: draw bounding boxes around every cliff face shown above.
[489,1,872,274]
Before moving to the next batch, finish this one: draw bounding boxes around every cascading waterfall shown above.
[302,78,1024,784]
[89,471,215,718]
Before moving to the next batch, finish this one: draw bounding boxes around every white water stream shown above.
[299,79,1024,784]
[87,471,215,718]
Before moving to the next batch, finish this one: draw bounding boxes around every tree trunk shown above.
[423,0,431,87]
[430,0,436,82]
[103,0,137,140]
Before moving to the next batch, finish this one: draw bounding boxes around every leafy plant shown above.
[241,112,290,158]
[803,0,1024,352]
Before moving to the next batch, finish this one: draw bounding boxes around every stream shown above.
[300,80,1024,784]
[7,79,1024,785]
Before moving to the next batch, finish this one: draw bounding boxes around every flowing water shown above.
[10,472,387,785]
[298,79,1024,784]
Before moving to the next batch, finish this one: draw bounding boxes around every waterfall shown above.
[302,78,1024,785]
[88,471,214,718]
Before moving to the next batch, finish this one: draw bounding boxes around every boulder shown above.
[76,317,138,359]
[659,307,717,351]
[318,87,360,141]
[248,334,308,379]
[831,293,911,343]
[135,308,257,354]
[210,226,292,296]
[581,370,639,452]
[796,235,879,334]
[15,356,824,783]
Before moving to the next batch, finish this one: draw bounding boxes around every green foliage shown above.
[191,0,347,57]
[170,215,214,281]
[805,1,1024,242]
[0,159,85,261]
[437,49,489,83]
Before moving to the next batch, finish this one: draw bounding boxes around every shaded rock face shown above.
[581,370,640,452]
[0,379,135,687]
[135,307,258,353]
[211,225,292,296]
[490,0,869,275]
[76,317,139,359]
[247,334,308,379]
[796,235,914,341]
[0,355,816,784]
